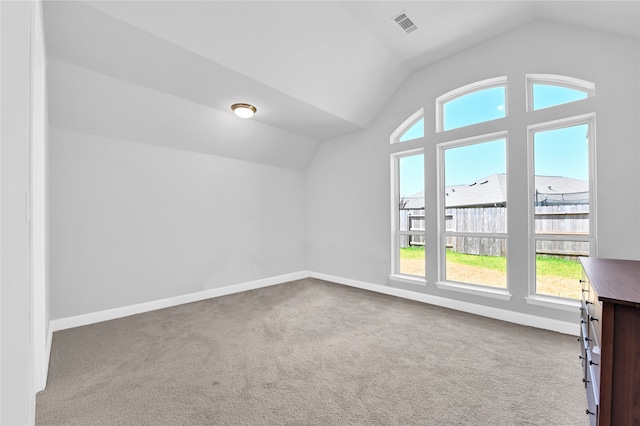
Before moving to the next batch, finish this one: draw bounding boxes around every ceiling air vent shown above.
[393,12,417,34]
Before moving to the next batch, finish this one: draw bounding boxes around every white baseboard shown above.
[41,269,579,396]
[309,271,578,336]
[49,271,310,333]
[46,269,577,386]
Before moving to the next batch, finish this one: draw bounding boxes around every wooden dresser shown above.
[579,258,640,426]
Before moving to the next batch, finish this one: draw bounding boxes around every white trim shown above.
[435,280,512,301]
[390,107,424,144]
[310,271,577,335]
[526,112,596,134]
[390,154,399,274]
[437,130,508,150]
[389,274,426,286]
[49,271,309,332]
[436,132,508,286]
[527,113,597,298]
[526,74,595,112]
[45,269,579,374]
[1,3,3,422]
[436,76,507,132]
[30,0,48,394]
[390,148,425,278]
[444,232,507,239]
[525,295,580,312]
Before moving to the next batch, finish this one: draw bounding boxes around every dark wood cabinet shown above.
[579,258,640,426]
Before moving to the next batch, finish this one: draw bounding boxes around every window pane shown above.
[534,204,589,235]
[397,153,425,278]
[399,117,424,142]
[399,154,424,231]
[444,139,506,231]
[400,236,425,277]
[532,84,588,110]
[445,237,507,288]
[533,124,589,234]
[535,240,588,299]
[443,86,505,131]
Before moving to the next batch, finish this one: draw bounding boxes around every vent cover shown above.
[393,13,417,34]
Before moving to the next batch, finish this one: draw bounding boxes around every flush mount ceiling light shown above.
[231,103,257,118]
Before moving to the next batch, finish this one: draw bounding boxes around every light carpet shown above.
[36,278,588,425]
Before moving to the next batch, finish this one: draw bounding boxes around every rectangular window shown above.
[446,236,507,288]
[530,117,594,299]
[439,134,507,289]
[392,150,425,278]
[535,240,589,299]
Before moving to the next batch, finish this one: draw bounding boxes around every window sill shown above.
[525,295,580,312]
[389,274,426,286]
[435,281,512,301]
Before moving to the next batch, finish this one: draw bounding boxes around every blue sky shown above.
[399,85,589,197]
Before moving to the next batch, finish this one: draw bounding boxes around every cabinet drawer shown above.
[580,273,589,293]
[586,347,599,396]
[585,366,599,426]
[588,289,603,345]
[580,321,589,383]
[588,319,601,362]
[585,349,600,426]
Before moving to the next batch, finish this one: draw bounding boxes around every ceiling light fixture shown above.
[231,103,257,118]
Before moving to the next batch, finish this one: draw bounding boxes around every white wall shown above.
[306,21,640,324]
[50,129,307,319]
[1,1,37,423]
[31,0,50,394]
[46,58,321,171]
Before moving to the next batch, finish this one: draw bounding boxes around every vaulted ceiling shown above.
[43,1,640,168]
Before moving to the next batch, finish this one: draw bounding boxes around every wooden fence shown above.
[400,204,589,257]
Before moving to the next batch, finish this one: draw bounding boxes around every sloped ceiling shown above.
[43,1,639,169]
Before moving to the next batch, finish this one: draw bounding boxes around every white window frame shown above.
[435,76,508,133]
[526,74,596,112]
[390,148,426,284]
[390,108,424,144]
[525,113,597,307]
[435,131,511,300]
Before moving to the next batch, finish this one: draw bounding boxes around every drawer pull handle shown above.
[582,378,590,384]
[586,409,594,416]
[590,316,599,322]
[579,355,585,360]
[581,319,586,324]
[584,337,592,342]
[579,279,586,283]
[581,289,588,293]
[589,360,598,366]
[585,301,593,305]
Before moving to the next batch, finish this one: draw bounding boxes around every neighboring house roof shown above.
[445,174,507,208]
[402,174,588,209]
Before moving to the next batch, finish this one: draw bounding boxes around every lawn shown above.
[399,247,583,299]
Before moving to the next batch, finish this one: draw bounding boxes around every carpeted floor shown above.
[36,278,588,425]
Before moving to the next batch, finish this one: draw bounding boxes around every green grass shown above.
[445,249,506,271]
[399,247,581,279]
[535,255,582,278]
[400,246,425,260]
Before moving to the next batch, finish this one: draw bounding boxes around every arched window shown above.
[399,118,424,142]
[436,76,507,132]
[390,108,426,282]
[390,74,597,305]
[527,74,595,111]
[390,108,424,143]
